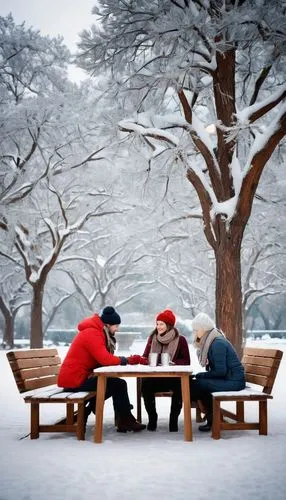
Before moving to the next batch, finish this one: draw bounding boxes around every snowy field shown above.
[1,339,286,500]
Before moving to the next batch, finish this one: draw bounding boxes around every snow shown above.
[236,83,286,123]
[243,100,286,175]
[1,339,286,500]
[119,120,179,147]
[94,365,193,373]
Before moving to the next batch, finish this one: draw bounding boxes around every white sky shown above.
[1,0,97,81]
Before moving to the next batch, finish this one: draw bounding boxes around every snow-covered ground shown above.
[1,339,286,500]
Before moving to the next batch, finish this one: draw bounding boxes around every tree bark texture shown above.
[214,230,243,357]
[30,283,44,348]
[0,296,14,347]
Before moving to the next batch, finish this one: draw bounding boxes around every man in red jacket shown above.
[58,306,146,433]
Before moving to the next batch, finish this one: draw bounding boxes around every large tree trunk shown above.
[30,283,44,348]
[4,315,14,348]
[215,230,243,357]
[3,314,14,348]
[0,297,14,347]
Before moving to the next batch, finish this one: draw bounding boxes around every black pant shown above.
[141,377,182,416]
[65,377,132,417]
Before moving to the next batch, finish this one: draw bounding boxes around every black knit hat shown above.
[100,306,121,325]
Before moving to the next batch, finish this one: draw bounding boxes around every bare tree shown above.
[0,267,30,347]
[77,0,286,352]
[1,183,124,348]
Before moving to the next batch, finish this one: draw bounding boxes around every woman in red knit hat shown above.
[141,309,190,432]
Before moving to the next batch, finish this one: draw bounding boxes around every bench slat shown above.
[22,375,59,392]
[7,348,58,360]
[243,356,281,368]
[24,387,64,398]
[9,357,61,370]
[14,365,60,382]
[243,347,283,359]
[244,364,272,377]
[25,392,96,403]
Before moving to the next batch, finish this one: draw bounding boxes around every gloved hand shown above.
[139,356,148,365]
[119,356,128,366]
[127,354,142,365]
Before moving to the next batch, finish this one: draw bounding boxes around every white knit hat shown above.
[191,312,215,331]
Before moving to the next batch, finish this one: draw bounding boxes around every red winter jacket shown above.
[57,314,121,388]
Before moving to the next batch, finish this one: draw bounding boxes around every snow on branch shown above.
[236,83,286,124]
[243,101,286,175]
[119,120,179,147]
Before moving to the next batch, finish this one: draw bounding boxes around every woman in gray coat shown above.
[190,312,245,432]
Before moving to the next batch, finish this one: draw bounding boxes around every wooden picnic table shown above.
[93,364,193,443]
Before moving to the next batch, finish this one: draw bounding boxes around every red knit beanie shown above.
[156,309,176,327]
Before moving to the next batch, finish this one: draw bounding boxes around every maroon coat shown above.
[143,335,190,365]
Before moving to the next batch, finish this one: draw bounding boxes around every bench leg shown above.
[66,403,75,425]
[236,401,244,422]
[30,403,39,439]
[259,400,268,435]
[76,403,85,440]
[212,398,221,440]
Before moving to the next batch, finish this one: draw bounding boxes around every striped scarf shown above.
[103,326,116,354]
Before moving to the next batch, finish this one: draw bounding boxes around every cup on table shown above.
[161,353,170,366]
[148,353,158,367]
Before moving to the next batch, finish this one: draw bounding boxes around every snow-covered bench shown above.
[6,348,96,440]
[211,347,283,439]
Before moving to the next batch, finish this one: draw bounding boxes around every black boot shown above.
[169,413,179,432]
[199,413,212,432]
[147,413,158,431]
[117,413,146,433]
[169,398,182,432]
[143,392,158,431]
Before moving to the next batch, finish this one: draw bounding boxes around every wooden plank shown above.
[76,403,86,440]
[243,356,279,368]
[39,424,77,432]
[181,374,192,442]
[243,347,283,359]
[30,403,39,439]
[246,373,269,387]
[14,365,60,381]
[220,422,259,431]
[94,375,106,443]
[7,348,58,360]
[9,357,61,370]
[213,393,272,401]
[25,392,96,403]
[244,364,272,377]
[24,387,63,400]
[220,408,241,421]
[22,375,58,392]
[136,378,142,423]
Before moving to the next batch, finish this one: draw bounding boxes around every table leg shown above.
[181,374,192,441]
[94,375,106,443]
[136,378,142,423]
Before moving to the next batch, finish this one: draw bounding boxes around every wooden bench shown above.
[6,348,96,440]
[211,347,283,439]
